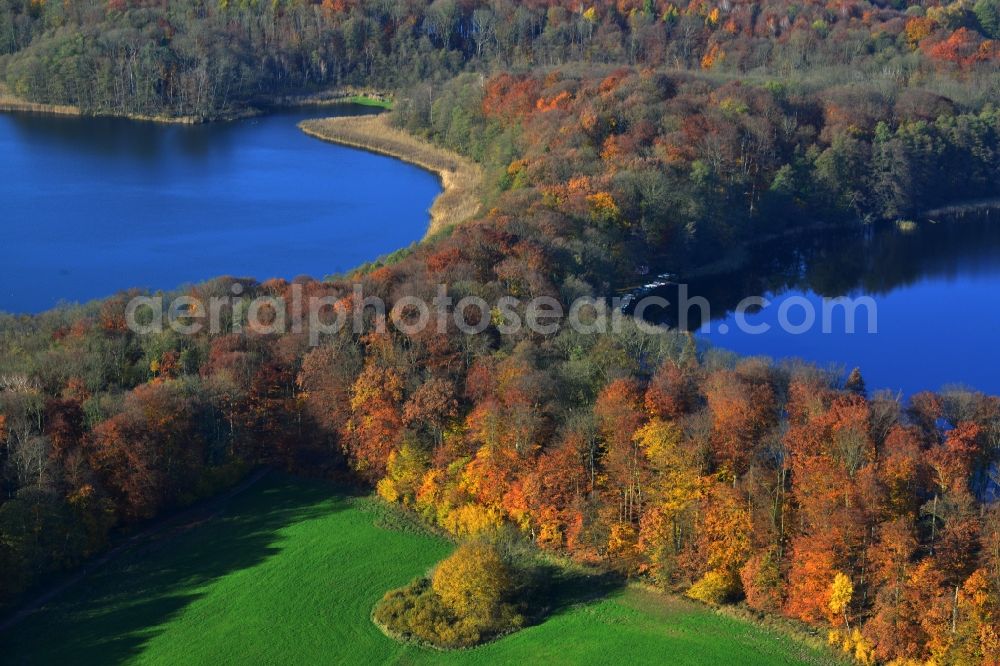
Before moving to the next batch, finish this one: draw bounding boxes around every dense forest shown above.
[1,0,999,117]
[2,1,1000,664]
[394,67,999,272]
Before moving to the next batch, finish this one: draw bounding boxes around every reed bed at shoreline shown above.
[300,114,483,237]
[923,197,1000,218]
[0,83,213,123]
[0,85,79,116]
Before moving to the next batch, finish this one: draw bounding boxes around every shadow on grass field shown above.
[0,474,841,666]
[2,477,344,665]
[520,561,624,627]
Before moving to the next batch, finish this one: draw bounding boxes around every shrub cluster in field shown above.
[373,542,523,649]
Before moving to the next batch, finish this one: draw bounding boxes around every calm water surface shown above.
[658,216,1000,396]
[4,108,999,397]
[0,107,440,313]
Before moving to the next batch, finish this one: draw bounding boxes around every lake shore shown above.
[637,200,1000,291]
[0,83,246,124]
[0,91,206,124]
[923,197,1000,219]
[0,84,394,123]
[0,92,79,118]
[265,87,393,110]
[299,114,483,237]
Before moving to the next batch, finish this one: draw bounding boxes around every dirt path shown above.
[0,468,271,633]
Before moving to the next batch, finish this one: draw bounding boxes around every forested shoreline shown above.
[3,1,1000,664]
[2,0,999,119]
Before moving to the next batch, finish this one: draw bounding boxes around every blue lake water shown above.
[0,107,441,313]
[665,217,1000,397]
[3,107,999,397]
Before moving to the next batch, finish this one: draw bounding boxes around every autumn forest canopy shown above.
[1,0,1000,664]
[1,0,999,117]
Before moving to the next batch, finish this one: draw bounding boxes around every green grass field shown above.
[0,473,841,665]
[346,95,393,109]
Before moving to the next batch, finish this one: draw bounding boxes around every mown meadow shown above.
[0,473,840,666]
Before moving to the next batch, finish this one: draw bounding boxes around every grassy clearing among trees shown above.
[0,473,840,665]
[345,95,393,110]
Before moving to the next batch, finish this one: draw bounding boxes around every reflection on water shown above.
[6,105,998,396]
[648,214,1000,396]
[674,215,1000,324]
[2,105,375,160]
[4,112,236,161]
[0,106,440,313]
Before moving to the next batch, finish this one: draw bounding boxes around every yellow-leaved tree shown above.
[826,572,873,663]
[828,571,853,629]
[374,540,523,648]
[432,541,512,624]
[635,418,703,584]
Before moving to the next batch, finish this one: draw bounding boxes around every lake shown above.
[0,107,441,314]
[3,108,999,398]
[648,215,1000,397]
